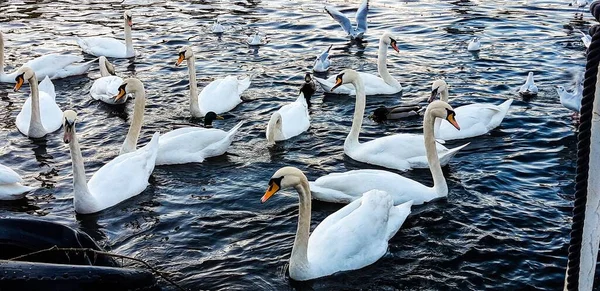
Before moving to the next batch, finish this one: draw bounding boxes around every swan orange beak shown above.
[176,54,185,66]
[447,112,460,130]
[113,85,127,102]
[391,42,399,53]
[14,74,25,92]
[331,77,343,91]
[261,183,280,203]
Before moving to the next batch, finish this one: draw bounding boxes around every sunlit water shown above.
[0,0,595,290]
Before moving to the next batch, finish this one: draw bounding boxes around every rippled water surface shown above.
[0,0,596,290]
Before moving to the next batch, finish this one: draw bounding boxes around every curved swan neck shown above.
[423,111,448,197]
[377,38,399,88]
[28,75,46,138]
[266,112,282,142]
[99,59,110,77]
[291,177,311,270]
[68,127,92,199]
[440,87,449,103]
[124,18,133,56]
[119,86,146,154]
[186,56,201,118]
[345,77,366,151]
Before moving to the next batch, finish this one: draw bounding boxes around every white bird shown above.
[212,19,224,33]
[114,79,244,165]
[247,32,265,46]
[557,85,582,113]
[579,30,591,48]
[429,80,513,141]
[90,56,126,104]
[519,72,538,96]
[266,90,311,143]
[467,37,481,51]
[176,46,253,117]
[0,164,35,200]
[261,166,412,281]
[314,32,402,95]
[570,0,588,8]
[63,110,159,214]
[0,31,93,83]
[13,67,63,138]
[332,69,469,171]
[325,0,369,40]
[309,100,461,205]
[313,45,332,73]
[77,11,135,58]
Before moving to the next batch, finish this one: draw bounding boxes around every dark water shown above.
[0,0,595,290]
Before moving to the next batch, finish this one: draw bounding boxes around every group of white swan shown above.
[0,2,584,283]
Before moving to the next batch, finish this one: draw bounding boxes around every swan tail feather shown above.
[38,76,56,99]
[438,142,470,166]
[386,200,413,240]
[226,121,244,141]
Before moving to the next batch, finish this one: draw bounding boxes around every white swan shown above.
[310,100,460,205]
[467,37,481,51]
[266,92,310,143]
[176,46,252,117]
[325,0,368,40]
[114,79,244,165]
[77,11,135,58]
[14,67,63,138]
[519,72,538,96]
[0,163,35,200]
[313,45,332,73]
[314,32,402,95]
[90,56,126,104]
[429,80,513,141]
[0,31,93,83]
[333,69,469,171]
[63,110,159,214]
[212,19,224,33]
[261,166,412,281]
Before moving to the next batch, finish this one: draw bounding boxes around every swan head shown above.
[114,78,144,101]
[124,10,133,27]
[62,110,78,144]
[330,69,359,91]
[426,100,460,130]
[176,46,194,66]
[429,79,448,103]
[261,166,306,203]
[203,111,224,128]
[13,67,35,92]
[381,32,399,53]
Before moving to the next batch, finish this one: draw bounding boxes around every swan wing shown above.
[324,5,353,36]
[90,76,125,104]
[355,0,369,36]
[306,190,410,277]
[38,76,56,100]
[22,54,85,80]
[310,169,437,205]
[0,164,23,184]
[77,37,128,58]
[87,132,159,210]
[16,91,63,134]
[0,183,35,200]
[277,95,310,139]
[437,100,512,140]
[314,76,356,95]
[198,77,243,115]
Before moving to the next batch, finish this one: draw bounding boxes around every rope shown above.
[565,2,600,290]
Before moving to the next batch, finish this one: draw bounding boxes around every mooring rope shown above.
[565,3,600,290]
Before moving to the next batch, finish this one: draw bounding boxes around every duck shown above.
[325,0,369,41]
[176,46,253,117]
[314,32,402,95]
[429,80,513,141]
[261,166,412,281]
[13,67,63,138]
[266,86,312,143]
[76,11,135,58]
[467,37,481,51]
[369,104,422,123]
[313,45,332,73]
[113,79,244,165]
[579,29,591,48]
[310,100,461,205]
[212,19,224,33]
[300,73,316,107]
[518,72,539,96]
[90,56,126,104]
[0,163,35,200]
[0,31,93,83]
[247,32,265,46]
[332,69,469,171]
[62,110,159,214]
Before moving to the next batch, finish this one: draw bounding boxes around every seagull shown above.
[212,19,224,33]
[519,72,539,96]
[313,45,333,73]
[467,37,481,51]
[578,29,591,48]
[325,0,369,41]
[247,32,265,46]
